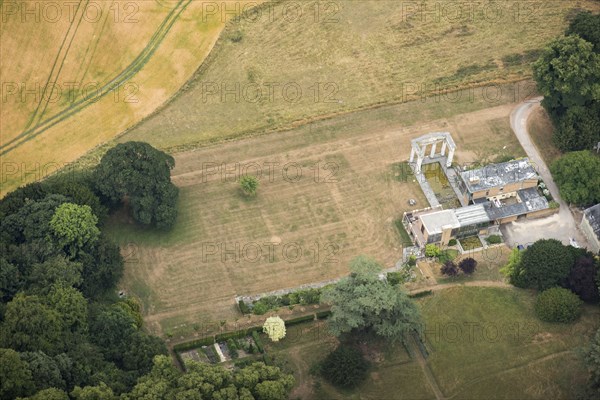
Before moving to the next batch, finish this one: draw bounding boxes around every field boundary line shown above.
[1,0,192,155]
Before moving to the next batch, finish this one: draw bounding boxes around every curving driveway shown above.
[501,98,588,248]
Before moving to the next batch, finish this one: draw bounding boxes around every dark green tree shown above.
[20,351,66,393]
[0,293,64,354]
[43,172,108,223]
[76,235,124,299]
[321,255,422,343]
[0,258,23,302]
[46,285,89,335]
[1,194,68,245]
[567,11,600,52]
[553,102,600,152]
[28,256,83,294]
[551,151,600,206]
[320,345,369,388]
[533,35,600,116]
[121,332,167,374]
[0,182,49,220]
[511,239,575,290]
[20,387,69,400]
[89,306,138,365]
[0,348,34,399]
[534,287,582,323]
[93,142,179,229]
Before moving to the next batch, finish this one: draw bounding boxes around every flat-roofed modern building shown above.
[581,204,600,254]
[458,158,539,205]
[406,204,490,246]
[404,158,554,247]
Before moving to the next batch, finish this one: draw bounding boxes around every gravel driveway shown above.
[501,99,588,248]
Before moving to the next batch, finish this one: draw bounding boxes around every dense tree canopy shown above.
[552,103,600,152]
[120,356,294,400]
[566,11,600,52]
[551,151,600,206]
[533,35,600,115]
[510,239,575,290]
[93,142,179,229]
[0,294,64,355]
[0,171,164,398]
[322,255,422,343]
[533,18,600,152]
[0,348,34,399]
[50,203,100,256]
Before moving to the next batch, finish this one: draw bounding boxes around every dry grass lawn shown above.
[106,90,527,337]
[528,106,562,166]
[120,0,600,151]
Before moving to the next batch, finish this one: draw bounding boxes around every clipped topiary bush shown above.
[535,287,582,323]
[448,239,458,246]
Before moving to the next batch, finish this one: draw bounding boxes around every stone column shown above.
[430,142,437,158]
[416,149,425,174]
[447,148,455,167]
[441,141,447,156]
[409,147,416,163]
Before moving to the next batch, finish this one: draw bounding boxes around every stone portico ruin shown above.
[409,132,456,174]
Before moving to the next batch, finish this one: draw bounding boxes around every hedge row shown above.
[252,331,265,353]
[286,314,315,326]
[175,311,332,354]
[244,287,325,315]
[173,336,215,352]
[316,310,332,319]
[409,290,433,298]
[215,326,261,343]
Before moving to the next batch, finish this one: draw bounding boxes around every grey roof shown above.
[420,209,460,235]
[583,204,600,238]
[483,188,548,221]
[460,158,539,193]
[454,204,490,227]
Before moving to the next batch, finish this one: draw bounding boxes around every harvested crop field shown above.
[1,0,261,196]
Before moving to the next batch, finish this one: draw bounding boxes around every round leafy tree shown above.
[511,239,575,290]
[551,151,600,206]
[93,142,179,229]
[320,346,368,388]
[263,316,286,342]
[535,287,582,323]
[50,203,100,256]
[240,176,259,197]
